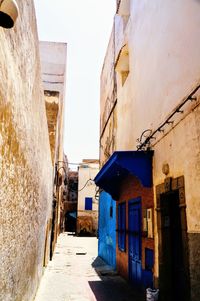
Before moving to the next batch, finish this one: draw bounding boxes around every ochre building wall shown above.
[0,2,53,301]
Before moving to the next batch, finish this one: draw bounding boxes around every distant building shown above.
[64,170,78,232]
[95,1,200,300]
[77,160,99,235]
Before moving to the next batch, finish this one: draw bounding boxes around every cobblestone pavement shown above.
[34,232,144,301]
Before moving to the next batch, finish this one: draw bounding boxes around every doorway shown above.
[159,189,190,301]
[128,197,142,286]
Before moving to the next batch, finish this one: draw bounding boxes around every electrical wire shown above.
[78,178,94,192]
[69,178,95,192]
[56,161,99,166]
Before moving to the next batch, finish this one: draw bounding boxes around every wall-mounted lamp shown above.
[0,0,19,28]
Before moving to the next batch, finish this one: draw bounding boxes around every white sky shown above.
[34,0,116,166]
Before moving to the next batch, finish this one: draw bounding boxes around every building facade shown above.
[77,160,99,235]
[0,2,53,301]
[40,41,67,257]
[95,1,200,300]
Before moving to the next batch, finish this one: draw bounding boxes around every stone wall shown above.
[0,1,53,300]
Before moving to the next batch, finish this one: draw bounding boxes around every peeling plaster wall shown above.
[0,2,53,301]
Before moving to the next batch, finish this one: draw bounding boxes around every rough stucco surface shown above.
[0,2,53,301]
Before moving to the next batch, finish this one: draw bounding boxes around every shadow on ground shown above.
[89,257,145,301]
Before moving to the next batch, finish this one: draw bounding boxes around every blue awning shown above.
[94,151,153,200]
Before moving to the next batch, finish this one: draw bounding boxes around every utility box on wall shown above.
[143,208,153,238]
[147,208,153,238]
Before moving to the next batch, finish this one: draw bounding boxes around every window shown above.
[118,202,126,251]
[85,197,93,210]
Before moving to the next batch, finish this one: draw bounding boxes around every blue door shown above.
[128,198,142,285]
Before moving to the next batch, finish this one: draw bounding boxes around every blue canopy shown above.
[94,151,153,200]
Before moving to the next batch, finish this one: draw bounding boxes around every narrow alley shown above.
[1,1,200,301]
[34,233,143,301]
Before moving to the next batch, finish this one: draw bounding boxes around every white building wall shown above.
[77,163,99,232]
[101,1,200,298]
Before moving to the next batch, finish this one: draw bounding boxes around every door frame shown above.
[156,176,190,301]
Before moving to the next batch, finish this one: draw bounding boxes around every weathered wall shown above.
[40,41,67,251]
[100,0,200,298]
[100,27,117,166]
[77,163,99,232]
[116,0,200,149]
[152,103,200,299]
[121,2,200,297]
[100,28,116,135]
[0,2,53,301]
[100,106,117,166]
[45,91,59,163]
[40,41,67,166]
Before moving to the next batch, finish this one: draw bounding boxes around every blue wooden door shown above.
[128,198,142,285]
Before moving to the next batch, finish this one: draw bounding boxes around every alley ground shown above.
[34,233,144,301]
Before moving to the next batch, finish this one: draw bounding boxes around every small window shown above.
[118,202,126,251]
[85,197,93,210]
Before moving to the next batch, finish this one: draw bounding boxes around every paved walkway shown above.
[34,233,144,301]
